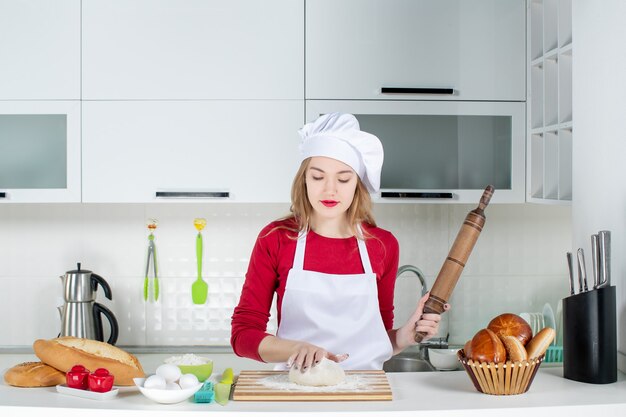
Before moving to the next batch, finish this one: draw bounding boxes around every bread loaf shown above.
[3,361,66,387]
[487,313,533,346]
[33,337,144,386]
[469,328,506,363]
[525,327,556,360]
[463,339,472,358]
[501,335,528,362]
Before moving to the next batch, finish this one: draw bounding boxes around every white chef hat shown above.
[298,113,384,193]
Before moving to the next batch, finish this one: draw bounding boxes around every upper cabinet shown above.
[0,101,81,202]
[81,0,304,100]
[0,0,80,100]
[306,0,526,101]
[82,100,303,203]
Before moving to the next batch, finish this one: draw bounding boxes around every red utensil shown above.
[88,368,115,393]
[66,364,90,390]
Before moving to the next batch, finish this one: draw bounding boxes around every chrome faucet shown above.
[396,265,448,364]
[396,264,428,297]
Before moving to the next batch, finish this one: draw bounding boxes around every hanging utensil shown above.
[192,218,208,304]
[144,219,159,302]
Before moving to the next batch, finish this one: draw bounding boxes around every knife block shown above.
[562,286,617,384]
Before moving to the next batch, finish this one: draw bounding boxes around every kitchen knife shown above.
[566,252,575,295]
[576,248,588,292]
[597,230,611,288]
[591,234,600,289]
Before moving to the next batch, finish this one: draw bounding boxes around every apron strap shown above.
[356,224,374,274]
[294,230,308,270]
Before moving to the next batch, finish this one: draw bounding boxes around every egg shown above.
[156,364,182,383]
[165,382,182,390]
[178,373,199,390]
[143,374,166,390]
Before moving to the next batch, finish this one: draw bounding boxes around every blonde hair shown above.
[281,158,377,239]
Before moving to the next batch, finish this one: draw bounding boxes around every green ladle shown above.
[192,218,208,304]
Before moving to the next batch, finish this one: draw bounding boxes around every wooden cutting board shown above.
[232,370,392,401]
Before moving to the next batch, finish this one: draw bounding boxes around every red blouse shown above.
[230,218,400,361]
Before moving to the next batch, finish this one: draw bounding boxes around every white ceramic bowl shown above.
[428,348,462,371]
[133,378,203,404]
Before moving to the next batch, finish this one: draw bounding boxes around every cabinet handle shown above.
[0,192,5,199]
[381,192,454,199]
[381,87,454,95]
[155,191,230,199]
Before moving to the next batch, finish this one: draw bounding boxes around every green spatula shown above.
[192,218,208,304]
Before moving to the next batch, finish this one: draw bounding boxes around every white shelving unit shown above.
[527,0,573,204]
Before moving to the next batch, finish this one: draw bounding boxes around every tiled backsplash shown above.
[0,203,571,347]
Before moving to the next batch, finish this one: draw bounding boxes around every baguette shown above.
[525,327,556,360]
[33,337,144,386]
[3,361,66,387]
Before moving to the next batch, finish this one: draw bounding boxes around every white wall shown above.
[573,0,626,371]
[0,203,571,348]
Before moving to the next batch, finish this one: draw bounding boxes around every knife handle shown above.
[566,252,575,295]
[598,230,611,287]
[591,234,599,289]
[576,248,586,293]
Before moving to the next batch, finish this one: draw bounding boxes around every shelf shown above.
[544,0,559,53]
[531,65,544,129]
[558,129,572,200]
[544,58,559,127]
[528,0,573,204]
[559,0,573,47]
[559,53,573,124]
[530,133,544,199]
[530,1,544,61]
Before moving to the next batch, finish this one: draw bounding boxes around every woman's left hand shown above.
[397,292,450,350]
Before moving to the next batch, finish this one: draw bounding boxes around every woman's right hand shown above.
[287,342,348,373]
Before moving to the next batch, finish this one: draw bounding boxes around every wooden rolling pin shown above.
[415,185,494,342]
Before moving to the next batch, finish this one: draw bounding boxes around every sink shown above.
[383,356,435,372]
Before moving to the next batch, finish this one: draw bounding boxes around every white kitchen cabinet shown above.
[306,0,526,101]
[0,0,80,100]
[527,0,572,203]
[82,0,303,100]
[0,101,81,202]
[307,100,526,204]
[82,101,303,203]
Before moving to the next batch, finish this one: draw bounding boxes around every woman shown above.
[231,113,447,372]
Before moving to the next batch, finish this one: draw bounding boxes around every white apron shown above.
[275,229,393,370]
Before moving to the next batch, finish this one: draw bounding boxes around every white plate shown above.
[56,384,119,400]
[543,303,556,331]
[519,312,531,327]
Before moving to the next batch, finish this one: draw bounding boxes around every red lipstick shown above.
[321,200,338,207]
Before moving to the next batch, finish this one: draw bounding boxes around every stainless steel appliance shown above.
[58,263,119,345]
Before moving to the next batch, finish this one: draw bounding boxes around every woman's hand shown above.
[394,292,450,352]
[287,342,348,373]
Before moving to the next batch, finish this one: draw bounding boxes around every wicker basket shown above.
[457,350,544,395]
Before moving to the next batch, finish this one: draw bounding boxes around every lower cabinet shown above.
[82,101,304,203]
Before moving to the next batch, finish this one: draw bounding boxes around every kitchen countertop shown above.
[2,353,626,417]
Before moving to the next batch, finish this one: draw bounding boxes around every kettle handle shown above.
[91,273,113,300]
[93,303,119,345]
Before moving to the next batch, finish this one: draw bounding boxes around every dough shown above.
[289,357,346,386]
